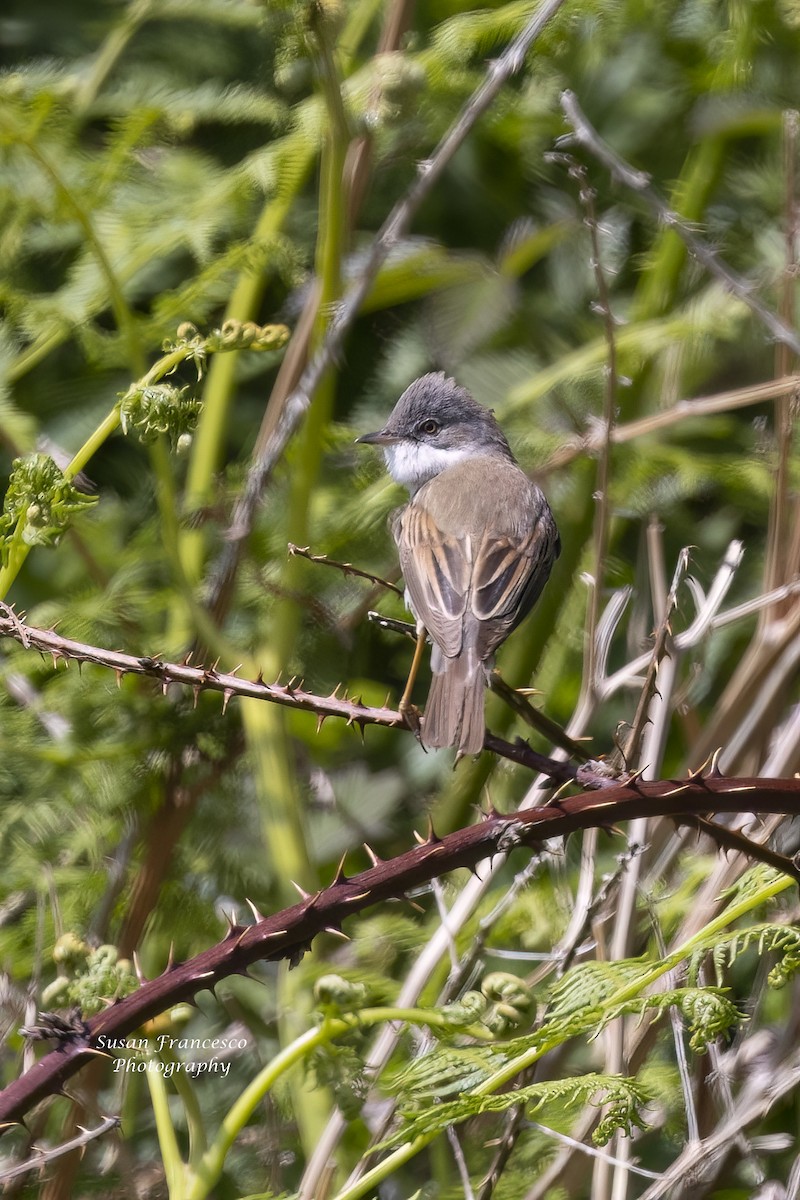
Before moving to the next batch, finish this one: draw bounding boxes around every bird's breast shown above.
[414,456,545,538]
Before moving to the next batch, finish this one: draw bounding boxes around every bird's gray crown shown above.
[383,373,514,458]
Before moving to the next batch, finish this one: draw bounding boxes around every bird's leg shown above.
[398,624,426,735]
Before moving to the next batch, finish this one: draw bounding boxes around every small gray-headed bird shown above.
[358,373,560,756]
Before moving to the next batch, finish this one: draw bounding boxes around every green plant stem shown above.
[255,27,350,1167]
[186,1023,331,1200]
[507,303,743,413]
[6,329,67,387]
[182,207,290,501]
[0,521,29,601]
[167,1061,208,1168]
[64,409,127,481]
[0,346,192,598]
[178,0,374,604]
[147,1055,188,1200]
[239,701,313,897]
[184,1006,491,1200]
[150,434,236,662]
[178,180,308,587]
[74,0,154,112]
[630,141,725,324]
[329,870,793,1200]
[269,19,349,661]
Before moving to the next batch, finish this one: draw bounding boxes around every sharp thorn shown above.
[708,747,725,777]
[245,897,266,923]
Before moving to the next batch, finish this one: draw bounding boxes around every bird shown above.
[357,372,560,756]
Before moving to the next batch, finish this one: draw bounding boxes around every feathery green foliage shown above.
[1,0,800,1196]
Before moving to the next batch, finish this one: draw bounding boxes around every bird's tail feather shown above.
[422,659,485,756]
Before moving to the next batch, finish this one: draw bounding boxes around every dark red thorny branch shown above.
[0,603,576,783]
[2,604,800,1132]
[0,778,799,1130]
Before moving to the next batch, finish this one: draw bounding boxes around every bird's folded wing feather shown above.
[393,504,469,658]
[472,522,552,621]
[394,505,555,661]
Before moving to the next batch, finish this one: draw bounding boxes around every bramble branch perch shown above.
[1,774,800,1131]
[0,604,580,784]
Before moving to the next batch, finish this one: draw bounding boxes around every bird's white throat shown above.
[383,441,476,492]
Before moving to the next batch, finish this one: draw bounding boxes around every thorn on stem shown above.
[245,897,266,924]
[332,853,349,885]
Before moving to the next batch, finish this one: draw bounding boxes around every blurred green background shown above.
[1,0,799,1196]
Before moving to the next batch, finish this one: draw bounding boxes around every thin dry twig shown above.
[288,542,403,597]
[636,1043,800,1199]
[560,90,800,358]
[540,375,800,475]
[204,0,571,609]
[641,895,700,1143]
[0,1116,121,1184]
[763,110,800,623]
[553,152,619,698]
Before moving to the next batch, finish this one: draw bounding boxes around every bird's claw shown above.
[399,700,423,740]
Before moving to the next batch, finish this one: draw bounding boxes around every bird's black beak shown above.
[355,428,399,446]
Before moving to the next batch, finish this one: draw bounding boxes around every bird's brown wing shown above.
[392,503,470,658]
[471,515,559,656]
[393,502,557,662]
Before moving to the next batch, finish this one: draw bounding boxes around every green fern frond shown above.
[548,959,653,1017]
[600,986,743,1053]
[148,0,267,27]
[508,286,749,418]
[688,921,800,990]
[718,864,785,904]
[380,1072,649,1151]
[390,1045,507,1103]
[94,78,288,135]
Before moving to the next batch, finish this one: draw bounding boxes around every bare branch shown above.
[1,774,800,1132]
[552,152,619,699]
[560,90,800,358]
[540,374,800,475]
[204,0,571,609]
[0,1115,120,1183]
[637,1043,800,1199]
[0,602,398,727]
[288,542,403,597]
[0,604,579,784]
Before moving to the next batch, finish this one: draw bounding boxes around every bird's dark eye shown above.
[420,419,440,436]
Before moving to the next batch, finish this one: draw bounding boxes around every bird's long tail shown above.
[422,655,485,756]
